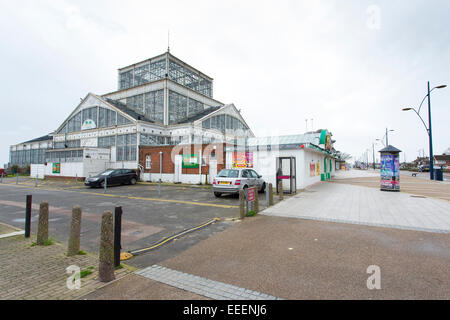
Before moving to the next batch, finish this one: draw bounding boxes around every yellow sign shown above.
[316,163,320,176]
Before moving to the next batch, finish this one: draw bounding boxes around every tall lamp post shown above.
[384,128,394,146]
[402,82,446,180]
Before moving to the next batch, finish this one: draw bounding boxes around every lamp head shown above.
[436,85,447,89]
[402,107,412,111]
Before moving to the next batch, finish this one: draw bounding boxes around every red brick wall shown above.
[139,143,227,175]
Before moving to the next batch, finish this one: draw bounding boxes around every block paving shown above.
[136,265,283,300]
[0,233,130,300]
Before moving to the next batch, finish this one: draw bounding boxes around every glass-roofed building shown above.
[8,50,254,179]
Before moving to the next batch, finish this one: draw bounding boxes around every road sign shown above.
[247,187,255,202]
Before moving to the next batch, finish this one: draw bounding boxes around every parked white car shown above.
[212,168,266,197]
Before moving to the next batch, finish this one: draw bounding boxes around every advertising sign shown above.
[182,154,199,168]
[380,154,400,190]
[52,162,60,174]
[310,163,315,177]
[232,152,253,168]
[247,187,255,202]
[315,163,320,176]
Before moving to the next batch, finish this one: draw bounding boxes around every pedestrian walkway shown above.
[0,229,130,300]
[263,182,450,233]
[136,265,281,300]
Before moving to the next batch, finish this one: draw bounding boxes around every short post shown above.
[104,176,107,193]
[25,195,32,238]
[35,175,38,187]
[36,201,49,245]
[245,188,249,216]
[278,181,284,200]
[114,206,122,268]
[269,183,274,206]
[16,173,18,184]
[158,178,161,197]
[99,211,115,282]
[254,187,259,214]
[265,185,269,207]
[67,206,82,256]
[75,174,78,184]
[239,189,245,219]
[159,151,162,196]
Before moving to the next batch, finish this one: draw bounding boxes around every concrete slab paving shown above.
[263,182,450,233]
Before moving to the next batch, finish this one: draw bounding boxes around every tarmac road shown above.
[0,179,247,268]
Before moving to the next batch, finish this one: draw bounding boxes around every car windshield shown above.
[100,170,114,176]
[217,169,239,178]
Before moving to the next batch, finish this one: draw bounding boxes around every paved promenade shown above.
[86,172,449,299]
[263,183,450,233]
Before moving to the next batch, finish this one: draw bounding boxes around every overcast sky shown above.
[1,0,449,166]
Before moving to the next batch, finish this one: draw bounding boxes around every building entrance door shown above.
[174,155,182,183]
[276,157,296,194]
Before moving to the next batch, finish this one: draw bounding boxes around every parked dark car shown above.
[418,165,430,172]
[85,169,138,188]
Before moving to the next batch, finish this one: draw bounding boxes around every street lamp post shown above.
[385,128,394,146]
[427,82,434,180]
[402,82,446,180]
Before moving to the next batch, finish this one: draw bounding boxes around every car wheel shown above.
[259,182,266,193]
[130,178,137,185]
[214,192,222,198]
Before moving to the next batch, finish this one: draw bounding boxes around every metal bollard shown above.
[158,179,161,197]
[265,185,269,207]
[104,176,107,193]
[254,187,259,214]
[75,174,78,184]
[114,206,122,268]
[239,189,245,219]
[25,195,32,238]
[16,173,18,184]
[35,175,38,187]
[278,181,284,200]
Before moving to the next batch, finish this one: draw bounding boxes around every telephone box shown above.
[276,157,296,194]
[379,145,401,192]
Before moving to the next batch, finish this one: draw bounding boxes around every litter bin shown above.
[434,168,443,181]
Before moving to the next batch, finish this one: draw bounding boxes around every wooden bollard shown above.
[99,211,115,282]
[239,189,245,220]
[269,183,274,206]
[67,206,82,256]
[254,187,259,214]
[36,202,49,245]
[278,181,284,200]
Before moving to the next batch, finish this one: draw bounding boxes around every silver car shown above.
[212,168,266,197]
